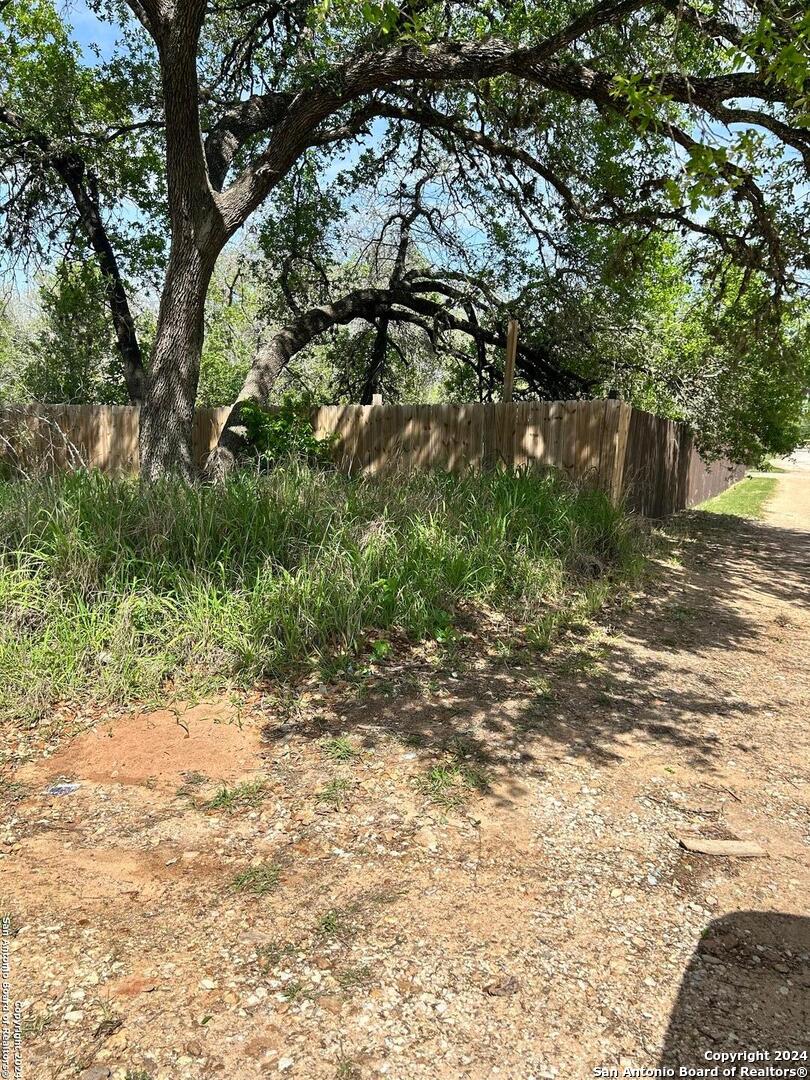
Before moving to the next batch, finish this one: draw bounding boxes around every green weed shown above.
[256,940,297,973]
[336,964,374,991]
[320,736,358,763]
[0,465,643,720]
[229,862,280,896]
[207,779,268,811]
[370,638,392,660]
[416,763,488,809]
[281,980,310,1002]
[316,905,360,942]
[317,777,353,808]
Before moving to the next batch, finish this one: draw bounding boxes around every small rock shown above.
[483,975,520,997]
[80,1068,111,1080]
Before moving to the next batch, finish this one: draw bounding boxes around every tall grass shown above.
[0,464,643,719]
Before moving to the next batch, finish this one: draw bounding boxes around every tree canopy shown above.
[1,0,809,472]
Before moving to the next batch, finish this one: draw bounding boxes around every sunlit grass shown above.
[699,476,777,520]
[0,463,644,719]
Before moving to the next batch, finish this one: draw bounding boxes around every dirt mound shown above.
[19,702,265,791]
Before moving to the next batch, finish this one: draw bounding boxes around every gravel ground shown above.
[1,467,808,1080]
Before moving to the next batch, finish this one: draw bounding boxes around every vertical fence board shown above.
[454,403,478,471]
[597,399,620,495]
[561,401,578,476]
[490,403,509,466]
[518,401,541,466]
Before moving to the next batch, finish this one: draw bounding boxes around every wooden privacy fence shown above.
[0,400,744,516]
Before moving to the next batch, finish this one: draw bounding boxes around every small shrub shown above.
[240,397,334,468]
[370,638,392,660]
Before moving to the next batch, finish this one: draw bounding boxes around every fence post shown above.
[503,319,519,402]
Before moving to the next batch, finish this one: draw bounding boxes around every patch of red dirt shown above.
[19,702,264,791]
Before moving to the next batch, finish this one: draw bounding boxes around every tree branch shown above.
[0,103,147,403]
[205,275,591,476]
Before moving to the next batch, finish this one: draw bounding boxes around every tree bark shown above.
[139,239,218,481]
[138,4,225,480]
[360,316,389,404]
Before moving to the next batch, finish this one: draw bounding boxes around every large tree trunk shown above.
[140,240,217,481]
[139,7,225,481]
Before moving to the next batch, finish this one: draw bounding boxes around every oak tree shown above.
[2,0,809,476]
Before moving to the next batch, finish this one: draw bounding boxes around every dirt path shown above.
[2,469,809,1080]
[767,449,810,532]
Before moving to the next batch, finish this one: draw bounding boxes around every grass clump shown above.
[320,735,359,763]
[0,463,643,720]
[416,737,490,808]
[316,905,361,942]
[335,1059,362,1080]
[317,777,353,808]
[229,862,281,896]
[699,476,777,519]
[256,940,297,973]
[206,779,268,811]
[336,964,374,991]
[416,762,489,809]
[281,979,311,1002]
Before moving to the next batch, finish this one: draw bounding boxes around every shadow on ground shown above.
[659,911,810,1068]
[260,509,810,787]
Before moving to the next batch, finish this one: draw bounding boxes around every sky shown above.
[64,0,121,60]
